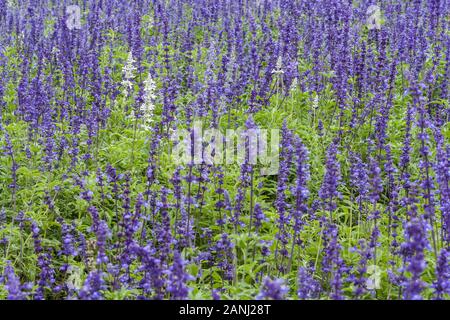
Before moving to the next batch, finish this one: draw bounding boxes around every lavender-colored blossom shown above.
[3,262,26,300]
[297,266,321,299]
[166,251,193,300]
[257,277,288,300]
[319,140,341,215]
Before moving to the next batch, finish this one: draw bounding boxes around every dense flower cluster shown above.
[0,0,449,300]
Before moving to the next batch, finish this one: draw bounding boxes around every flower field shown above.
[0,0,450,300]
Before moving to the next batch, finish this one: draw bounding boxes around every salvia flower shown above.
[140,72,157,129]
[3,262,26,300]
[166,251,194,299]
[257,277,288,300]
[122,51,136,98]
